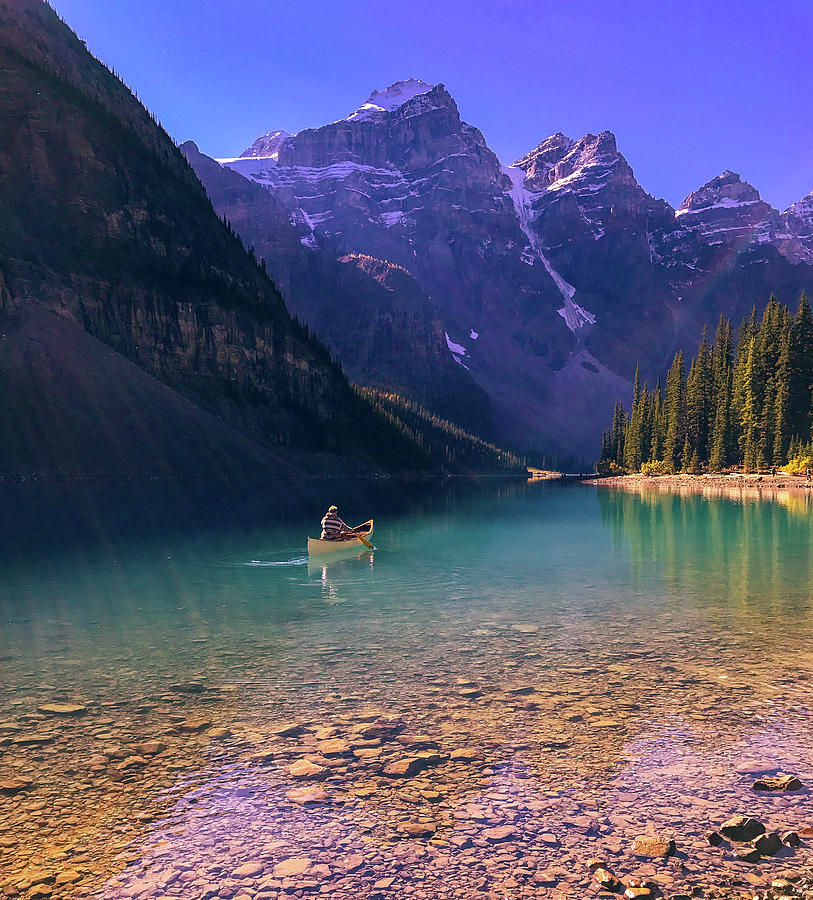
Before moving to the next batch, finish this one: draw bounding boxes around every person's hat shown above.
[328,505,338,512]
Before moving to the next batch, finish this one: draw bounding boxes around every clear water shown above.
[2,479,812,898]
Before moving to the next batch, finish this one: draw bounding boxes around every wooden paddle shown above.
[352,522,373,549]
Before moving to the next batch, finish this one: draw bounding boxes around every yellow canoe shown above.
[307,519,374,556]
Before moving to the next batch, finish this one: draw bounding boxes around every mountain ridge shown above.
[195,79,811,456]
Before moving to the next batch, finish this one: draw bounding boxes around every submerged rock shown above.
[752,773,802,791]
[289,759,328,780]
[382,755,441,777]
[631,833,676,858]
[287,786,329,805]
[0,777,34,795]
[753,831,783,855]
[36,703,87,716]
[593,867,622,891]
[273,857,312,878]
[719,815,765,842]
[482,825,517,843]
[168,682,206,694]
[176,716,211,733]
[272,722,308,737]
[233,861,265,878]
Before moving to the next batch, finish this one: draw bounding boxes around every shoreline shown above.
[584,472,813,501]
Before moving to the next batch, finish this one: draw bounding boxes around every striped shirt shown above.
[321,512,343,540]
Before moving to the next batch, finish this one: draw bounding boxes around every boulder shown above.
[631,833,675,858]
[753,774,802,791]
[753,832,783,856]
[720,815,765,842]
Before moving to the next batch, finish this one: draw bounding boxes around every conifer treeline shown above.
[359,387,528,473]
[599,294,813,474]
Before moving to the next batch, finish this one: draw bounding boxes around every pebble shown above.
[0,777,34,795]
[36,703,88,717]
[177,716,212,733]
[273,857,312,878]
[233,861,265,878]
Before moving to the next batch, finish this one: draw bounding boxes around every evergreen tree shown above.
[684,327,712,464]
[650,380,664,463]
[740,338,760,471]
[772,326,791,465]
[600,295,813,473]
[623,366,645,471]
[787,293,813,441]
[663,351,686,472]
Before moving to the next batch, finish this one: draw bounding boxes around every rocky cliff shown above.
[182,141,493,434]
[0,3,426,477]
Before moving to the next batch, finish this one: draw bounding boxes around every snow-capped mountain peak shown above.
[240,129,291,160]
[676,170,763,217]
[348,78,435,121]
[675,171,775,246]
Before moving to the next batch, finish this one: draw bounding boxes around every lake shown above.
[1,478,812,899]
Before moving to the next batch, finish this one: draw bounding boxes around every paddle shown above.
[351,521,373,549]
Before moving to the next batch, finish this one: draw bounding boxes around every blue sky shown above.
[53,0,812,210]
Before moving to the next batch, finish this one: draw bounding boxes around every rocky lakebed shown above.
[2,619,813,900]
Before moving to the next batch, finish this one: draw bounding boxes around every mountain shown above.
[196,81,812,459]
[0,2,427,477]
[180,140,493,435]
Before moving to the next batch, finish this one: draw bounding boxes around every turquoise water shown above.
[2,479,812,897]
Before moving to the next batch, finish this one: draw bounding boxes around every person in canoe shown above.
[320,505,354,541]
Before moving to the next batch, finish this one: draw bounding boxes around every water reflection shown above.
[597,486,813,632]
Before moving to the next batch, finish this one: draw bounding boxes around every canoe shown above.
[307,519,374,556]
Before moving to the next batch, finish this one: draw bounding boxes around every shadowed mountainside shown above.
[0,0,428,477]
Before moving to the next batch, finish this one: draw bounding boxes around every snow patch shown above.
[348,79,434,121]
[677,197,762,216]
[502,165,595,334]
[557,301,596,331]
[380,210,405,227]
[445,333,467,357]
[502,166,596,334]
[445,331,471,368]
